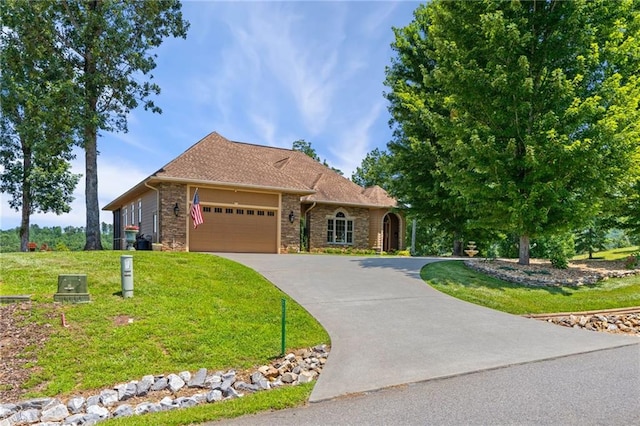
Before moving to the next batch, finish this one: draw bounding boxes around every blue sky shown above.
[0,1,420,230]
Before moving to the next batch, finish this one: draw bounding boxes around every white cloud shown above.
[106,129,158,155]
[190,2,351,138]
[330,100,386,177]
[249,113,277,147]
[358,2,400,38]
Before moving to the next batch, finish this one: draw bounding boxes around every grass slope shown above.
[422,260,640,315]
[572,246,638,260]
[1,251,329,414]
[107,383,314,426]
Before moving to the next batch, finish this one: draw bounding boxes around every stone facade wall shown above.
[158,183,187,251]
[308,205,370,250]
[280,194,301,253]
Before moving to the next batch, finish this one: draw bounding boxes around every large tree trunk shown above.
[83,4,103,251]
[452,231,464,256]
[518,234,530,265]
[19,177,30,252]
[83,126,102,250]
[19,141,31,252]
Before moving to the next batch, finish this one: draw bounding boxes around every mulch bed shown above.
[0,303,57,403]
[466,258,638,286]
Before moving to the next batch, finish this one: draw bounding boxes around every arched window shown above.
[327,211,353,244]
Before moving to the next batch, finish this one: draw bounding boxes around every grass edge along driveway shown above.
[422,260,640,315]
[1,251,329,424]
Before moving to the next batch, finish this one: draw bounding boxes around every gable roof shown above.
[154,132,312,192]
[104,132,397,210]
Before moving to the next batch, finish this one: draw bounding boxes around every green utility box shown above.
[54,274,90,303]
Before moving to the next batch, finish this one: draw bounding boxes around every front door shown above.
[383,213,400,252]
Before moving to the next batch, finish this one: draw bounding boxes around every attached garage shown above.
[188,187,279,253]
[103,132,402,254]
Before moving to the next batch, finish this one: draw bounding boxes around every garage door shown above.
[189,206,278,253]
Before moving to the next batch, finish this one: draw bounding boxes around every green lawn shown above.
[0,251,329,423]
[108,383,314,426]
[572,246,638,261]
[422,260,640,315]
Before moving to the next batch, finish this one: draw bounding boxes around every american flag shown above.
[190,190,204,228]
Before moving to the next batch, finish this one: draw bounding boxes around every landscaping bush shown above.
[531,233,575,269]
[625,254,639,269]
[309,247,378,255]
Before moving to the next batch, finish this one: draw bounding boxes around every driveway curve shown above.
[219,254,638,402]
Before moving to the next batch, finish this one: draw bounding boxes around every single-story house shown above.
[103,132,404,253]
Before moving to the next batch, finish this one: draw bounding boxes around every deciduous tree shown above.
[0,0,80,251]
[351,148,393,189]
[384,5,474,256]
[385,0,640,264]
[54,0,189,250]
[292,139,321,162]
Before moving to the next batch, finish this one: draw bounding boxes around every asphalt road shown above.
[215,344,640,425]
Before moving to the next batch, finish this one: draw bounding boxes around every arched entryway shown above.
[383,212,401,252]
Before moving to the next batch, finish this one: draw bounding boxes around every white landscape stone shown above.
[4,345,331,425]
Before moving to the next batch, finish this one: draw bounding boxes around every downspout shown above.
[144,182,159,243]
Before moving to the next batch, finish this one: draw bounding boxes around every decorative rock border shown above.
[527,312,640,335]
[0,345,329,425]
[465,259,639,287]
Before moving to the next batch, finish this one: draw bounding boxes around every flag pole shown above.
[190,187,204,229]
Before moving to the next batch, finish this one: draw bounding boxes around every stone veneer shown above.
[307,205,370,250]
[158,183,187,251]
[280,194,301,253]
[150,186,392,253]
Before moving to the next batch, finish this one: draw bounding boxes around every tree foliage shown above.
[0,223,113,252]
[622,182,640,240]
[292,139,321,162]
[575,221,608,259]
[385,0,640,264]
[351,148,393,189]
[0,1,81,252]
[33,0,189,250]
[384,4,476,256]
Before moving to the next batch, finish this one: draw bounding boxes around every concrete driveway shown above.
[219,254,638,402]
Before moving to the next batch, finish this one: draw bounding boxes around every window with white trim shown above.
[327,211,353,244]
[138,200,142,226]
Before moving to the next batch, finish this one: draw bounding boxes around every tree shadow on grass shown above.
[353,256,452,279]
[612,247,638,256]
[421,260,585,297]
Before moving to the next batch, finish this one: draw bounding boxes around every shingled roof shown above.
[226,133,397,208]
[105,132,397,209]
